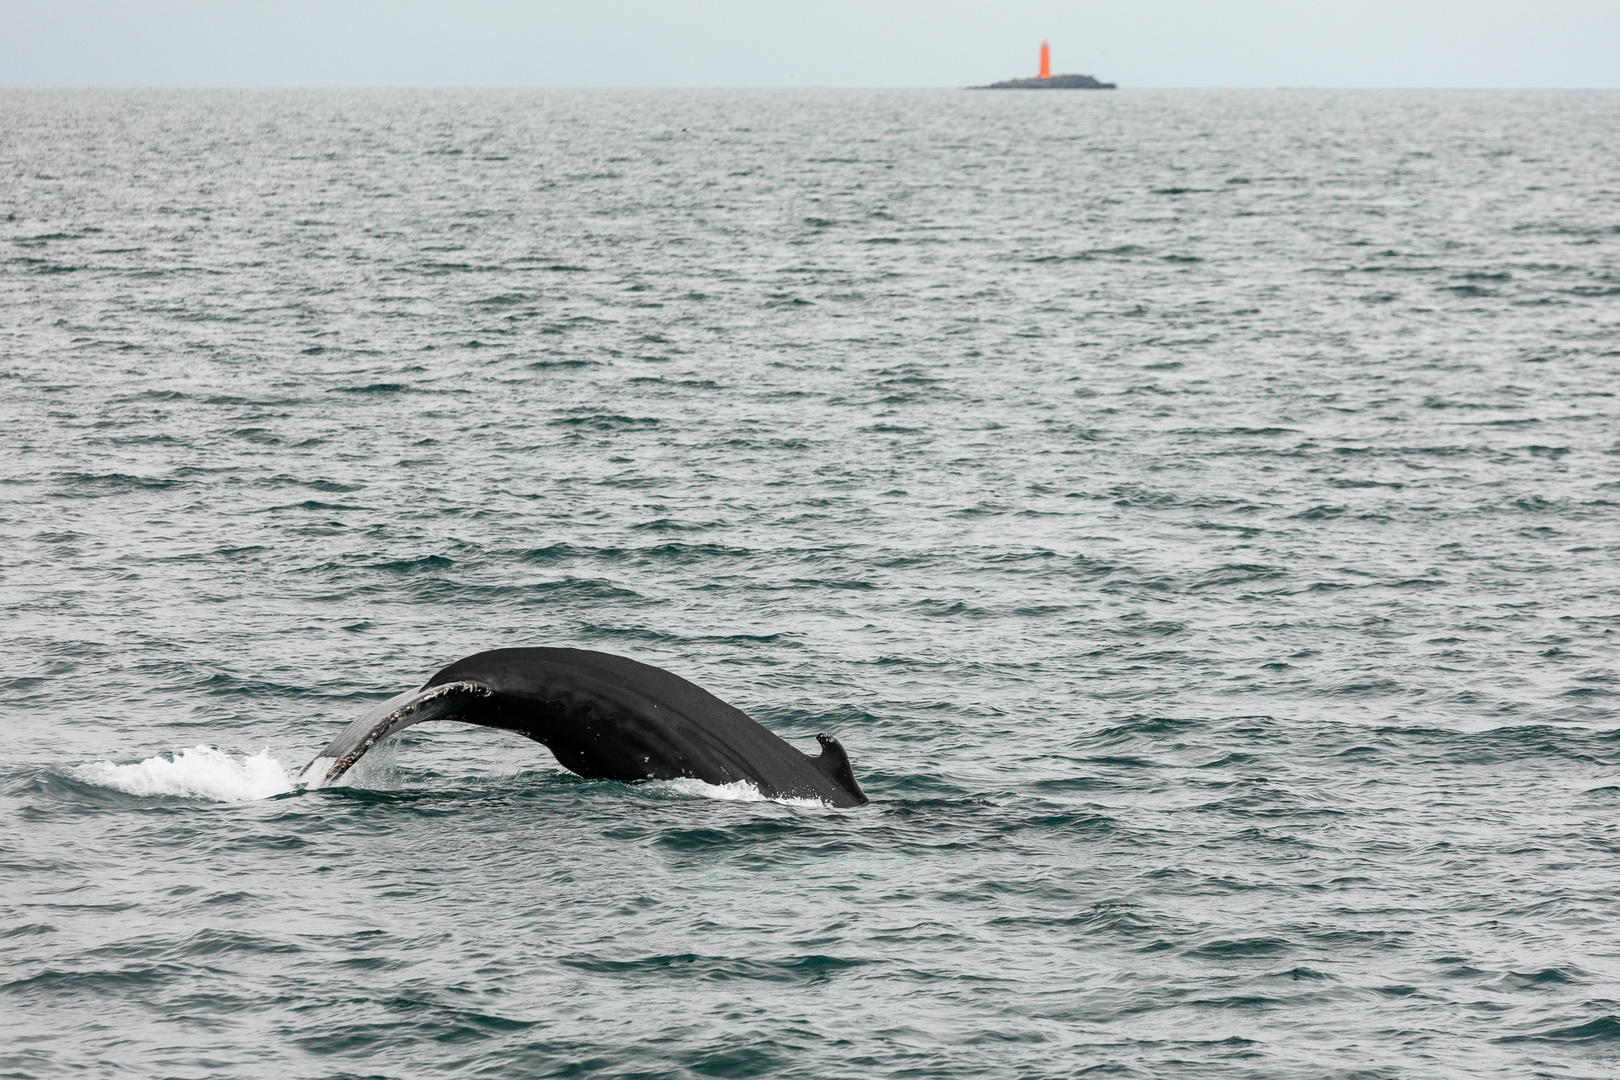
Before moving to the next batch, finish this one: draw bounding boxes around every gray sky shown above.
[3,0,1617,88]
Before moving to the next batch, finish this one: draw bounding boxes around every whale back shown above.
[304,647,868,807]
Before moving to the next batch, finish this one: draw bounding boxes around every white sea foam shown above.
[295,755,338,790]
[642,776,832,808]
[75,748,830,806]
[75,746,294,802]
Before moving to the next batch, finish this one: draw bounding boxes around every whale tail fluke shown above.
[300,680,494,788]
[301,648,872,807]
[812,733,868,805]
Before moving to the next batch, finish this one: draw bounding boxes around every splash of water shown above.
[75,746,294,802]
[641,776,833,808]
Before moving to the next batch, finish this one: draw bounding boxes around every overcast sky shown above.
[3,0,1617,88]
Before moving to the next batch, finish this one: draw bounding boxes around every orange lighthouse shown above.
[1038,39,1052,79]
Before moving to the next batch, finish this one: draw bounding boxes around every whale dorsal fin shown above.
[811,734,868,805]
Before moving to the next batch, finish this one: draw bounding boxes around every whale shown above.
[301,647,868,807]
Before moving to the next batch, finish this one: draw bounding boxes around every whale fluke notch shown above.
[301,648,870,807]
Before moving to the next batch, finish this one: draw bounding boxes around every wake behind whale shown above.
[301,648,869,807]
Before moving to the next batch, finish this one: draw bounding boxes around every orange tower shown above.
[1039,40,1052,79]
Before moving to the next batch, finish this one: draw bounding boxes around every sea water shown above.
[2,88,1619,1079]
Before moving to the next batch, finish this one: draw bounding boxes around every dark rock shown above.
[975,74,1116,90]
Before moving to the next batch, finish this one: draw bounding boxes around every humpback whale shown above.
[302,648,868,807]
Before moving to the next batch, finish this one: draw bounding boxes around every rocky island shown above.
[976,40,1115,90]
[979,74,1115,90]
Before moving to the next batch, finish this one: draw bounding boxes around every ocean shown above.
[2,88,1618,1078]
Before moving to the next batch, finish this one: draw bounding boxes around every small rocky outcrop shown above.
[976,74,1116,90]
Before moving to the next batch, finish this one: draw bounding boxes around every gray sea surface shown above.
[2,88,1619,1079]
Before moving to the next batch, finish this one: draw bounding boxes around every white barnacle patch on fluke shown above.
[306,680,494,785]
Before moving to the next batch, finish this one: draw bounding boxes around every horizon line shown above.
[3,83,1617,92]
